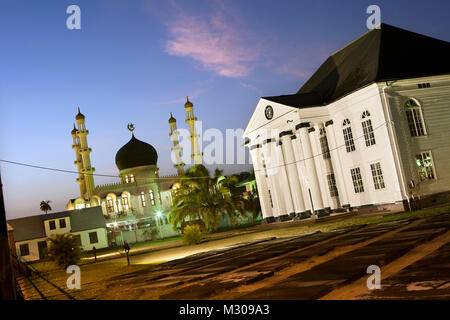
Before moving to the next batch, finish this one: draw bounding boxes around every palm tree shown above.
[47,234,81,268]
[40,201,52,214]
[169,165,237,232]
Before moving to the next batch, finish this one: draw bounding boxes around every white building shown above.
[8,207,108,261]
[244,24,450,223]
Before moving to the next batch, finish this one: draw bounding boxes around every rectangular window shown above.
[140,192,146,207]
[350,167,364,193]
[59,219,66,228]
[320,135,331,159]
[362,119,376,146]
[89,232,98,244]
[268,190,273,208]
[370,162,386,190]
[19,243,30,256]
[130,174,135,183]
[416,151,436,181]
[49,220,56,230]
[343,127,356,152]
[406,109,426,137]
[326,174,339,197]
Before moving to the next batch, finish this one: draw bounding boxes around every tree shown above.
[47,234,81,268]
[40,201,52,214]
[169,165,237,232]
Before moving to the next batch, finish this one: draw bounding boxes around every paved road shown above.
[20,213,450,299]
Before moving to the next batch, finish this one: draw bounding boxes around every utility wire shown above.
[253,120,390,173]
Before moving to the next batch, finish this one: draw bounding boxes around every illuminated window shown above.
[361,111,376,146]
[370,162,386,190]
[140,192,146,207]
[350,167,364,193]
[416,151,436,181]
[342,119,355,152]
[326,173,338,197]
[106,197,115,213]
[149,190,155,206]
[124,175,129,183]
[130,174,135,183]
[122,195,130,211]
[405,99,426,137]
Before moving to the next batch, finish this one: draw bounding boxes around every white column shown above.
[250,145,273,220]
[291,133,313,215]
[280,132,306,216]
[309,125,332,211]
[263,139,284,218]
[325,120,350,207]
[297,123,324,214]
[275,140,295,219]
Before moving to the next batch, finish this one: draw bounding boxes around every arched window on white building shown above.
[361,110,376,146]
[405,99,426,137]
[130,174,135,183]
[342,119,355,152]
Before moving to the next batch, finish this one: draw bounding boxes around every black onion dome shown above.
[115,134,158,171]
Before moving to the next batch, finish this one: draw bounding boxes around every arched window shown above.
[121,194,130,211]
[106,196,115,213]
[149,190,155,206]
[405,99,426,136]
[342,119,355,152]
[140,192,146,207]
[361,110,376,146]
[124,175,129,183]
[130,174,135,183]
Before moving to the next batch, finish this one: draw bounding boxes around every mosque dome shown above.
[71,124,77,135]
[168,112,176,123]
[76,108,85,120]
[184,96,193,108]
[115,134,158,171]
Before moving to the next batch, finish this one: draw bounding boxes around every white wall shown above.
[15,238,48,262]
[72,227,108,251]
[44,216,71,237]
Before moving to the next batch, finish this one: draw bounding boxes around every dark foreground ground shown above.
[19,212,450,299]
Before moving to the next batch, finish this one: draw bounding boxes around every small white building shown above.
[244,24,450,222]
[8,207,108,261]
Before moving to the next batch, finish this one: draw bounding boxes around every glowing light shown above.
[156,211,162,217]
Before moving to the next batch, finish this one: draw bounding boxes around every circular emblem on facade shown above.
[265,105,274,120]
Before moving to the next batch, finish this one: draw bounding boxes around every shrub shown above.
[47,234,81,268]
[183,224,202,245]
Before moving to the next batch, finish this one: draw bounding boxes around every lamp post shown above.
[0,172,16,300]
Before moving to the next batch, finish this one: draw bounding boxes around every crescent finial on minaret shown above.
[127,123,136,133]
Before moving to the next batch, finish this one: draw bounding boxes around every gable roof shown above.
[264,23,450,108]
[7,215,46,242]
[41,210,71,221]
[69,206,106,232]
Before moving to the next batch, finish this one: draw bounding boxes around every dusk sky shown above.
[1,0,449,219]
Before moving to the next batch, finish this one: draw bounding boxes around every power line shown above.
[253,120,390,173]
[0,159,211,180]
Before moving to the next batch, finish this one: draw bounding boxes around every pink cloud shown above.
[164,3,260,78]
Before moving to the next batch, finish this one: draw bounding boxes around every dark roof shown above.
[115,134,158,171]
[264,24,450,108]
[7,215,46,242]
[69,207,106,232]
[41,210,71,221]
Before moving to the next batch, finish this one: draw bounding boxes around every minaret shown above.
[169,113,185,176]
[74,108,95,199]
[71,124,86,198]
[184,97,202,165]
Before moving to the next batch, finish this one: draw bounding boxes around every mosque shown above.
[66,97,203,238]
